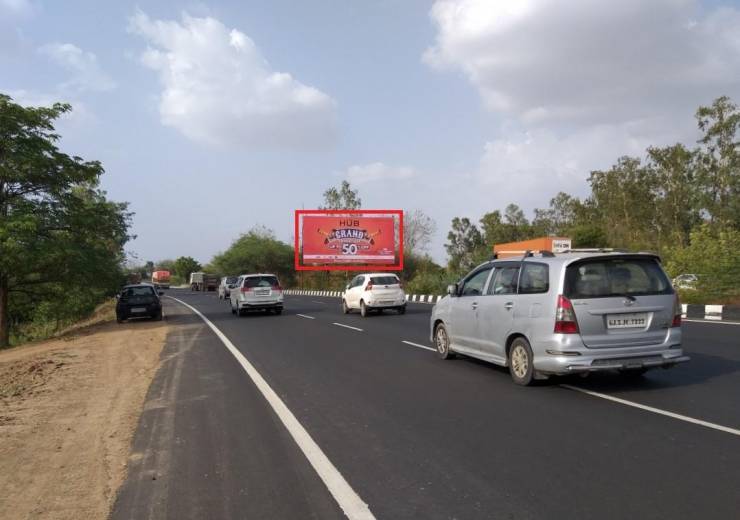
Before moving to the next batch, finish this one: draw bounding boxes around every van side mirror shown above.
[345,284,350,291]
[447,284,458,297]
[158,291,164,296]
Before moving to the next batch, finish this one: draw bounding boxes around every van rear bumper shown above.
[536,350,689,374]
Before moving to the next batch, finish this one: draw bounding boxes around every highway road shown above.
[112,289,740,520]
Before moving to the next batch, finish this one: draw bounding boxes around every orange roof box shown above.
[493,237,571,258]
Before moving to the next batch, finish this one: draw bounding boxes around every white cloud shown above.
[424,0,740,125]
[345,162,417,184]
[4,89,95,126]
[39,43,116,92]
[128,11,337,148]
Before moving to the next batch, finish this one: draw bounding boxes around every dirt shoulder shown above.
[0,314,169,520]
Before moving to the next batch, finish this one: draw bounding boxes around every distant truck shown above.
[151,270,171,289]
[190,272,219,292]
[190,272,204,291]
[493,237,572,258]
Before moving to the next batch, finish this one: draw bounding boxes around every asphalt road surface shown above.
[111,289,740,520]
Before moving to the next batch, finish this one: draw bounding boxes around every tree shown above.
[210,226,295,286]
[404,209,436,255]
[0,94,132,346]
[695,96,739,228]
[320,180,361,210]
[445,217,484,274]
[173,256,202,282]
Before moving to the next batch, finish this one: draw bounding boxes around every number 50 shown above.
[342,243,358,255]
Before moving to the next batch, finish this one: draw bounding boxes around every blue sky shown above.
[2,0,739,265]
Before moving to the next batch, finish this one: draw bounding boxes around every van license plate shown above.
[131,307,147,313]
[607,313,647,329]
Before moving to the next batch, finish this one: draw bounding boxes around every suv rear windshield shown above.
[226,277,238,284]
[564,257,673,299]
[370,276,399,285]
[244,276,279,288]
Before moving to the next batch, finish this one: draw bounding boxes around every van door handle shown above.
[471,302,478,310]
[504,302,514,310]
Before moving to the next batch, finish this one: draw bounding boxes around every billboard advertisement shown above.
[295,210,403,271]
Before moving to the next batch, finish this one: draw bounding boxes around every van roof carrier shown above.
[561,248,629,254]
[491,250,555,260]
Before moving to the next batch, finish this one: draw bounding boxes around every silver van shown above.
[430,251,688,385]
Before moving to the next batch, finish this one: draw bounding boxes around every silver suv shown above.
[430,251,688,385]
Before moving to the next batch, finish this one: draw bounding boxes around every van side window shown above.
[460,267,492,296]
[518,263,549,294]
[487,266,520,295]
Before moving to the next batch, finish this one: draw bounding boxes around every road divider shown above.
[167,296,375,520]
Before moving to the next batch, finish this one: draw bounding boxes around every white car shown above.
[230,274,284,315]
[673,273,698,290]
[218,276,239,300]
[341,273,406,317]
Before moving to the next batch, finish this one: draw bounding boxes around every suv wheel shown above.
[360,300,368,317]
[434,323,453,359]
[342,300,350,314]
[231,301,237,315]
[509,337,535,386]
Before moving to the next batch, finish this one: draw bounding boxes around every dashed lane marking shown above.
[297,314,316,320]
[561,384,740,437]
[402,340,436,352]
[332,323,364,332]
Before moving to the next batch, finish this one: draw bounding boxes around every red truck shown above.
[152,270,171,289]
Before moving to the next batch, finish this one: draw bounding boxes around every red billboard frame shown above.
[294,209,404,271]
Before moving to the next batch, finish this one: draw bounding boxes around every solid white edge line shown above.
[561,384,740,437]
[401,340,436,352]
[332,322,364,332]
[296,314,316,320]
[683,319,740,326]
[167,296,375,519]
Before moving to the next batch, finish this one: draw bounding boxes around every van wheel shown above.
[434,323,454,359]
[360,301,368,317]
[509,337,534,386]
[398,305,406,315]
[342,300,350,314]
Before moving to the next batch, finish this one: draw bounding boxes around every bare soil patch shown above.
[0,315,168,520]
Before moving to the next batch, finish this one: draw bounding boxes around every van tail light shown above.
[671,294,682,327]
[554,295,579,334]
[366,282,374,291]
[241,286,253,293]
[272,284,282,293]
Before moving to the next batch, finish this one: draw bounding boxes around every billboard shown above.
[295,210,403,271]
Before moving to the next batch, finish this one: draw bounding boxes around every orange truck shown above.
[151,270,171,289]
[493,237,571,258]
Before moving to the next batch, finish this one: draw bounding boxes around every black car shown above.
[116,284,164,323]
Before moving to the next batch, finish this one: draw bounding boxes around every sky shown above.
[2,0,739,265]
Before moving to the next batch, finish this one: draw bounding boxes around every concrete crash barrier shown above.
[682,303,739,322]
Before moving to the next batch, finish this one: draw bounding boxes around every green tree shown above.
[0,94,132,347]
[173,256,202,282]
[211,226,295,286]
[695,96,739,228]
[445,217,484,274]
[320,180,361,210]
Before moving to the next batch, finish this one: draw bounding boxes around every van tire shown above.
[360,300,368,317]
[509,337,535,386]
[231,301,236,315]
[342,300,350,314]
[434,323,454,359]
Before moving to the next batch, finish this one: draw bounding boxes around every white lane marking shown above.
[312,300,328,305]
[167,296,375,519]
[683,319,740,326]
[332,322,364,332]
[561,384,740,437]
[297,314,316,320]
[402,340,436,352]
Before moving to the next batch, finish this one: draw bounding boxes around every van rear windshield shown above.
[244,276,278,288]
[226,277,238,284]
[564,257,673,299]
[370,276,399,285]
